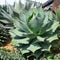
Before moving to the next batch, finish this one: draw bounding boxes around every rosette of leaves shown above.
[0,1,60,60]
[9,7,60,60]
[0,48,25,60]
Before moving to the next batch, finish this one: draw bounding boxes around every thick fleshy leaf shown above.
[9,31,16,38]
[19,13,27,23]
[37,36,45,42]
[47,34,58,42]
[51,20,59,32]
[10,29,27,36]
[48,11,53,20]
[19,20,32,33]
[41,45,51,51]
[12,38,30,44]
[28,13,43,34]
[13,18,21,28]
[40,21,53,35]
[42,13,49,26]
[27,43,41,53]
[1,9,13,22]
[21,50,29,54]
[38,7,44,18]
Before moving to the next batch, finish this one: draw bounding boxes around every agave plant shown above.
[0,1,60,60]
[8,6,60,60]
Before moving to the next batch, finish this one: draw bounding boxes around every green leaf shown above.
[21,50,29,54]
[51,20,59,32]
[9,31,16,38]
[11,29,27,36]
[42,45,51,51]
[27,43,41,53]
[48,11,53,20]
[19,13,27,23]
[19,20,31,33]
[1,9,13,22]
[12,38,30,44]
[28,13,43,34]
[47,34,58,42]
[38,7,44,18]
[13,18,21,28]
[43,13,49,26]
[37,36,45,42]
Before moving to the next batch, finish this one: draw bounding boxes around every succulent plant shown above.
[0,48,25,60]
[9,7,60,60]
[0,1,60,60]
